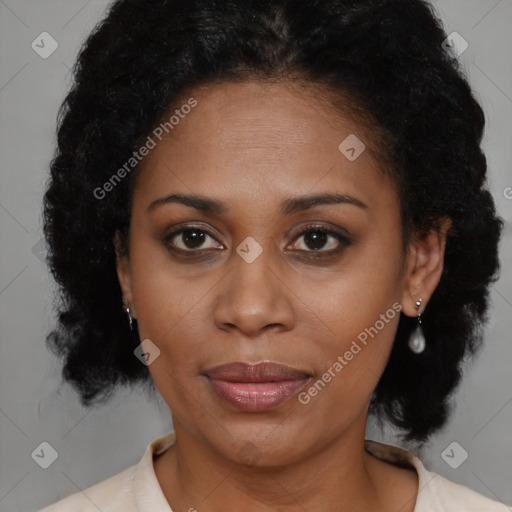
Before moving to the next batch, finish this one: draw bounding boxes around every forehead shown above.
[132,80,396,219]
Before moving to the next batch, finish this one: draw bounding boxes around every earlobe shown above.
[401,217,452,318]
[113,231,137,318]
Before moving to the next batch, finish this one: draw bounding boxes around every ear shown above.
[400,217,452,318]
[113,230,137,318]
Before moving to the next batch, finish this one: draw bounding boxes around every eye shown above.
[288,225,352,255]
[163,226,223,252]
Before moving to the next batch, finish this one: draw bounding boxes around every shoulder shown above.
[37,431,176,512]
[38,465,137,512]
[364,439,511,512]
[423,471,511,512]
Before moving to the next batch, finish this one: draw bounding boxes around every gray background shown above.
[0,1,511,511]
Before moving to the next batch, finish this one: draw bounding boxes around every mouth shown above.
[203,361,313,412]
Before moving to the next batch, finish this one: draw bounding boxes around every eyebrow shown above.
[147,192,368,215]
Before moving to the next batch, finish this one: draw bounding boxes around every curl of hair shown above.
[43,0,503,443]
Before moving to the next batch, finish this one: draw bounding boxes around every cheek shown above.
[297,300,401,425]
[131,277,207,369]
[302,237,404,396]
[316,228,403,329]
[310,302,400,397]
[127,238,202,367]
[130,262,208,416]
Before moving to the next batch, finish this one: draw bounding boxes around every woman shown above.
[39,0,509,510]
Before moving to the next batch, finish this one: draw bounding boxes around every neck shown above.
[153,412,415,512]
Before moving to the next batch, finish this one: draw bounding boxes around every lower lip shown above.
[206,377,311,411]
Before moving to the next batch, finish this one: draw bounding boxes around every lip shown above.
[203,362,312,411]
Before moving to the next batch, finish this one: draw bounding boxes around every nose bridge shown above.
[214,237,294,335]
[231,236,280,308]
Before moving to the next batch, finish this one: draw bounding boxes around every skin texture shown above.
[115,80,450,512]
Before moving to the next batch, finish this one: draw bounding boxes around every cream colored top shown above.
[39,432,511,511]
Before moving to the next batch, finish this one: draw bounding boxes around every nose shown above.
[213,245,295,338]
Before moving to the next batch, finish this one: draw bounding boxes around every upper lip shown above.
[203,361,311,382]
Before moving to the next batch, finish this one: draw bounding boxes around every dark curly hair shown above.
[43,0,503,444]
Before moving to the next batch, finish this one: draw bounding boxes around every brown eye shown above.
[164,227,223,252]
[289,226,352,255]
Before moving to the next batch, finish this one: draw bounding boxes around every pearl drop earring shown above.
[122,297,133,331]
[408,298,426,354]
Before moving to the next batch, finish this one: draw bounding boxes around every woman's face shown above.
[116,80,434,466]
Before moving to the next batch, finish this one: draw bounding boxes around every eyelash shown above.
[162,224,352,259]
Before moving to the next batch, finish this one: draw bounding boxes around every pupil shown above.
[305,231,326,250]
[183,229,205,248]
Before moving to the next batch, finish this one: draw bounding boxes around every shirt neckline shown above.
[133,432,177,511]
[364,439,438,512]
